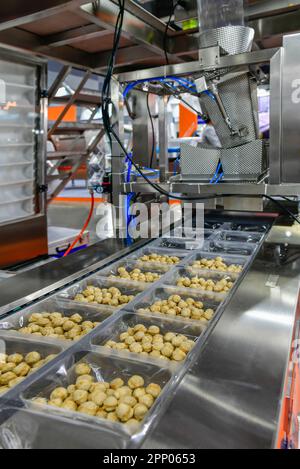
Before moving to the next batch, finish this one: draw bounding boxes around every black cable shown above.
[146,93,156,168]
[264,195,300,225]
[164,1,180,66]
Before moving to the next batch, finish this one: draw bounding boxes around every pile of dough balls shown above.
[16,312,101,341]
[104,324,195,362]
[177,275,234,293]
[74,286,135,307]
[192,256,243,274]
[110,267,161,284]
[140,295,214,322]
[0,351,57,394]
[32,363,161,426]
[138,253,180,265]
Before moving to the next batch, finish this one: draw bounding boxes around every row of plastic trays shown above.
[0,224,266,448]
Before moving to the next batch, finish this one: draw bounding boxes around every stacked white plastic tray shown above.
[0,60,37,224]
[0,223,266,448]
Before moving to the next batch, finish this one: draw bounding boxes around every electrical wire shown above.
[264,195,300,225]
[146,93,156,168]
[63,191,95,257]
[164,1,180,65]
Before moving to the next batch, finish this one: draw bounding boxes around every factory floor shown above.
[48,182,109,245]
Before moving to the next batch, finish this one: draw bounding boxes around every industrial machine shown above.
[0,0,300,450]
[0,50,48,269]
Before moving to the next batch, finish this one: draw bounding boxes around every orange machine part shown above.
[276,293,300,449]
[179,103,198,138]
[48,105,77,122]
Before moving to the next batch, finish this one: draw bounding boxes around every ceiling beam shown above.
[0,0,89,32]
[43,24,112,48]
[79,1,185,64]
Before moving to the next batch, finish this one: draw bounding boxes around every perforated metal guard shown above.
[221,140,267,181]
[180,143,220,181]
[199,72,259,149]
[199,26,254,56]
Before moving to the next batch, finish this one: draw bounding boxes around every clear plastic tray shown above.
[58,277,146,313]
[203,240,257,256]
[129,285,225,324]
[171,227,215,240]
[0,332,65,400]
[0,298,115,345]
[150,237,204,251]
[0,180,34,203]
[127,246,189,268]
[222,221,269,233]
[214,230,263,244]
[20,349,173,448]
[163,267,237,294]
[186,251,249,277]
[96,260,170,289]
[90,311,204,367]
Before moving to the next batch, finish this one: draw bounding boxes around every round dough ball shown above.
[106,412,119,422]
[171,335,185,348]
[133,403,148,421]
[25,351,41,366]
[103,396,118,412]
[172,349,187,361]
[139,393,154,409]
[8,377,25,388]
[50,387,68,401]
[132,388,146,399]
[96,409,108,419]
[76,375,94,391]
[116,403,134,422]
[129,343,143,354]
[75,363,91,376]
[62,399,77,411]
[78,401,98,416]
[128,375,144,390]
[126,418,140,428]
[146,383,161,398]
[70,314,82,324]
[48,398,63,407]
[7,353,23,365]
[110,378,124,390]
[89,390,107,407]
[148,326,160,335]
[62,320,75,332]
[161,344,173,358]
[1,363,15,373]
[72,389,88,405]
[67,384,76,395]
[90,382,109,393]
[114,386,132,399]
[119,395,137,407]
[13,362,30,377]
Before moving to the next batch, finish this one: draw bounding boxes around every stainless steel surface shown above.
[143,221,300,448]
[132,90,153,168]
[199,26,254,56]
[269,48,283,185]
[158,95,168,183]
[123,182,300,197]
[117,49,279,83]
[0,236,151,317]
[281,34,300,183]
